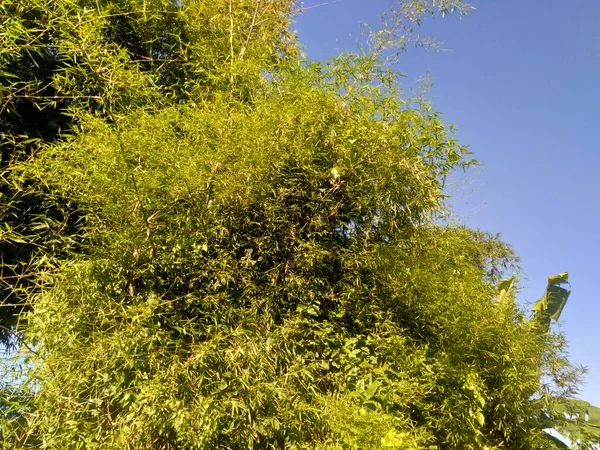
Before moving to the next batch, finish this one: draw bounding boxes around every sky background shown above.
[295,0,600,406]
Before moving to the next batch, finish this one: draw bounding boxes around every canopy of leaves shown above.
[0,0,295,340]
[0,0,585,449]
[548,400,600,448]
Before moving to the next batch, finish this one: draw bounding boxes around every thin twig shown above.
[301,0,344,12]
[228,0,235,87]
[239,0,260,60]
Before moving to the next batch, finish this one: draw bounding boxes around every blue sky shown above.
[295,0,600,406]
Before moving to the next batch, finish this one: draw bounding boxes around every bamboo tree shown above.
[0,0,296,342]
[0,1,584,448]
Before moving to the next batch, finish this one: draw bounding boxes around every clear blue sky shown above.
[295,0,600,406]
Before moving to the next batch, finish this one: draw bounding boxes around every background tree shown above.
[0,1,585,448]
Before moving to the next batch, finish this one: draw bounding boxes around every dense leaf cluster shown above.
[0,0,294,338]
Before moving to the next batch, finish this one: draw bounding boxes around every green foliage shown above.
[552,399,600,448]
[0,0,295,342]
[532,273,571,331]
[0,0,585,448]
